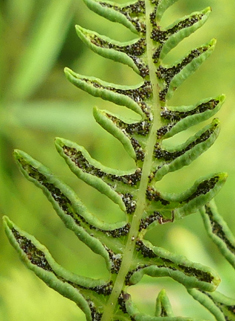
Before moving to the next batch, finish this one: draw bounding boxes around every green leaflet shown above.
[159,39,217,101]
[159,8,211,59]
[188,289,235,321]
[3,216,112,321]
[205,292,235,320]
[83,0,143,34]
[64,68,147,116]
[187,201,235,321]
[161,95,225,139]
[4,0,229,320]
[127,238,220,291]
[155,289,174,317]
[200,200,235,269]
[75,26,141,73]
[125,292,208,321]
[156,0,179,20]
[93,107,137,159]
[187,202,235,321]
[12,149,128,264]
[154,118,221,180]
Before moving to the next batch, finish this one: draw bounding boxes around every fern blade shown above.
[4,0,229,319]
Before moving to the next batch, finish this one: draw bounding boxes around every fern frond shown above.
[4,0,228,320]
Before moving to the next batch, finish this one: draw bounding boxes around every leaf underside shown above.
[4,0,234,320]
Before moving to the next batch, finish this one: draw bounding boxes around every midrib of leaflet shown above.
[101,2,162,320]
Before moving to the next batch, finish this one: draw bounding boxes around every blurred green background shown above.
[1,0,235,320]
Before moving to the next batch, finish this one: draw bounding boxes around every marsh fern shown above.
[4,0,235,320]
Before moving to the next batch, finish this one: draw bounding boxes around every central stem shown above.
[101,1,162,320]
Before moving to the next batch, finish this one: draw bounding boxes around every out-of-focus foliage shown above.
[0,0,235,320]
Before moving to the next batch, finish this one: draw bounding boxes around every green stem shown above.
[101,1,162,320]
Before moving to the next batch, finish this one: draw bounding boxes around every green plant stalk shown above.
[101,2,164,319]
